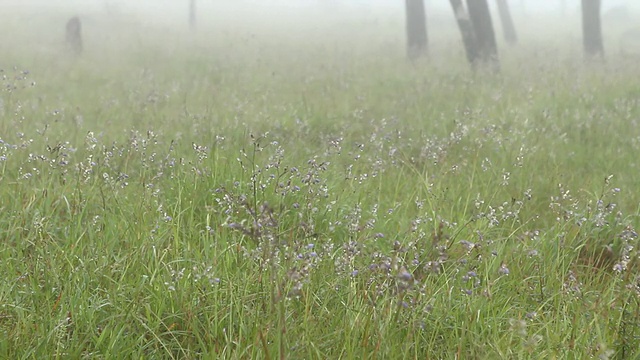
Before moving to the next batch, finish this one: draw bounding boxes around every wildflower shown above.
[397,266,412,282]
[525,311,537,320]
[460,240,475,250]
[498,263,510,275]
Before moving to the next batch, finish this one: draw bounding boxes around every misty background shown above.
[2,0,638,67]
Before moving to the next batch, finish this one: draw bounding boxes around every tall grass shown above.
[1,4,640,359]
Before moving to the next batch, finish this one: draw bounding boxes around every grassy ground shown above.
[2,4,640,359]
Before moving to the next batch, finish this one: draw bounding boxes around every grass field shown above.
[2,3,640,359]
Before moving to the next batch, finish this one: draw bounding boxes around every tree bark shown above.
[189,0,196,29]
[405,0,428,59]
[496,0,517,45]
[466,0,500,71]
[449,0,479,66]
[582,0,604,59]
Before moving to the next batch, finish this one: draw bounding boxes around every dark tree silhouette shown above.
[449,0,479,66]
[496,0,517,45]
[466,0,499,71]
[405,0,428,59]
[189,0,196,29]
[65,16,83,56]
[582,0,604,59]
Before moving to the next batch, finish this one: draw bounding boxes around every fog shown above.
[1,0,638,78]
[3,1,637,40]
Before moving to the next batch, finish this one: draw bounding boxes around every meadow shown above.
[1,3,640,359]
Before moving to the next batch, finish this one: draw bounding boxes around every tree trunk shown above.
[405,0,428,59]
[582,0,604,59]
[65,16,83,56]
[449,0,479,66]
[189,0,196,29]
[496,0,517,45]
[466,0,500,71]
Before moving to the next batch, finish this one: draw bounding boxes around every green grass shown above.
[2,4,640,359]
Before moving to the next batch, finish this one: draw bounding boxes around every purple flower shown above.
[397,267,412,281]
[499,263,510,275]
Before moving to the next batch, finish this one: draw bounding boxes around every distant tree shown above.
[582,0,604,59]
[65,16,83,56]
[189,0,196,29]
[405,0,428,59]
[466,0,499,71]
[449,0,479,66]
[496,0,517,45]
